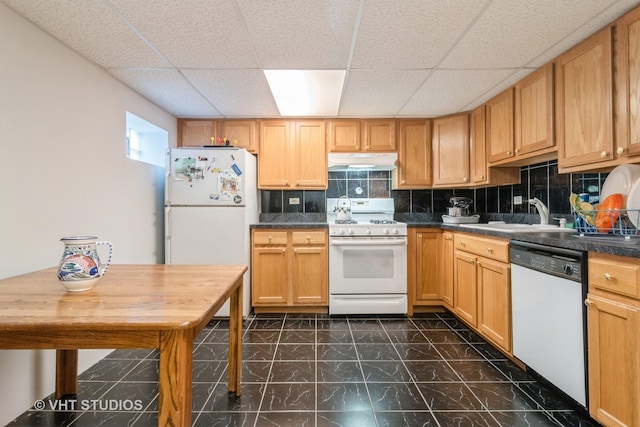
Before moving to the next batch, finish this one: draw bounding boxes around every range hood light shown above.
[348,164,375,169]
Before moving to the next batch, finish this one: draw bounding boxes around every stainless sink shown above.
[458,223,577,233]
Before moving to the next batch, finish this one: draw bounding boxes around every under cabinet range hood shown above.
[327,152,398,171]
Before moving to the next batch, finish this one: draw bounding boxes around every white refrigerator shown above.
[165,147,258,317]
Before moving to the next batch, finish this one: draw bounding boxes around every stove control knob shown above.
[383,228,389,234]
[339,228,345,235]
[348,228,354,235]
[392,228,399,235]
[366,229,371,235]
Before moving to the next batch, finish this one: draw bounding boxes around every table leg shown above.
[228,278,243,396]
[55,349,78,398]
[158,330,192,427]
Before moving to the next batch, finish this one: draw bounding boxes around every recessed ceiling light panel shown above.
[264,70,345,116]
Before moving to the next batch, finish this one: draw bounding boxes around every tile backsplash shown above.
[261,161,608,216]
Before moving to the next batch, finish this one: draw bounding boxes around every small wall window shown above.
[126,112,168,167]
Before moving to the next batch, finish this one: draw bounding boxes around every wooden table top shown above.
[0,264,247,332]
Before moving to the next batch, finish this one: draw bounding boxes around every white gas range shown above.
[327,198,408,315]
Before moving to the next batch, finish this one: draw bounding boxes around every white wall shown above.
[0,4,176,424]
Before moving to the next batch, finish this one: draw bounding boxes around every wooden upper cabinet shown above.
[292,121,327,189]
[514,63,555,158]
[556,26,614,172]
[394,119,432,188]
[432,113,470,186]
[328,120,361,152]
[258,120,326,190]
[470,106,488,184]
[364,119,397,151]
[616,6,640,160]
[258,120,290,188]
[220,120,258,153]
[472,105,519,187]
[486,88,515,163]
[178,119,217,147]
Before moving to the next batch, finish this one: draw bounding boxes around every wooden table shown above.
[0,264,246,427]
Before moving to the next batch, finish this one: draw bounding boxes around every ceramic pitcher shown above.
[57,236,112,289]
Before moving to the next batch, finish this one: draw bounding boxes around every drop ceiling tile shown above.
[181,69,279,117]
[236,0,359,69]
[461,68,537,111]
[400,69,516,117]
[2,0,168,68]
[109,0,258,68]
[525,0,640,67]
[441,0,632,69]
[351,0,490,69]
[108,68,220,117]
[339,69,429,116]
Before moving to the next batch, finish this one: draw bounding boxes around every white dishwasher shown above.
[510,241,588,408]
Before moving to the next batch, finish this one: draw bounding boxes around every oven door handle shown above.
[330,238,407,246]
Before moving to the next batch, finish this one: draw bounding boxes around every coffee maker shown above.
[442,197,480,224]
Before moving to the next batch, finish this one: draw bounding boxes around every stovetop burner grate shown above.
[334,219,358,224]
[369,219,397,224]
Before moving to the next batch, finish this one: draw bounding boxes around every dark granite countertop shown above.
[252,213,640,258]
[440,224,640,259]
[251,213,328,229]
[251,222,328,229]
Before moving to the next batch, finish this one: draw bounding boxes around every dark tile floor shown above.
[8,312,599,426]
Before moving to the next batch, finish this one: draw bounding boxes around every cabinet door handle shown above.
[604,272,612,281]
[445,235,452,241]
[617,147,625,155]
[480,175,485,180]
[584,299,592,306]
[460,241,466,247]
[507,151,512,155]
[476,261,481,266]
[515,148,520,154]
[417,234,422,238]
[462,177,468,182]
[600,151,608,158]
[487,247,493,254]
[268,236,272,242]
[306,236,311,242]
[467,258,475,264]
[282,248,286,254]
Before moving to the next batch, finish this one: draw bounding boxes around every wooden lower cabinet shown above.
[476,257,511,352]
[442,232,455,309]
[586,295,640,427]
[408,229,442,315]
[587,252,640,427]
[454,249,478,327]
[252,229,327,312]
[453,233,512,354]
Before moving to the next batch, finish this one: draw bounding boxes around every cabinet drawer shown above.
[454,233,509,263]
[292,231,326,245]
[252,231,288,245]
[589,253,640,299]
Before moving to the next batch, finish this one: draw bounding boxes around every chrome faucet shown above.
[528,198,549,225]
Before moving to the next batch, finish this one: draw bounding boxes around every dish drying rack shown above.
[573,209,640,237]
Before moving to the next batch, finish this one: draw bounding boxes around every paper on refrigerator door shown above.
[215,170,243,204]
[173,156,210,181]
